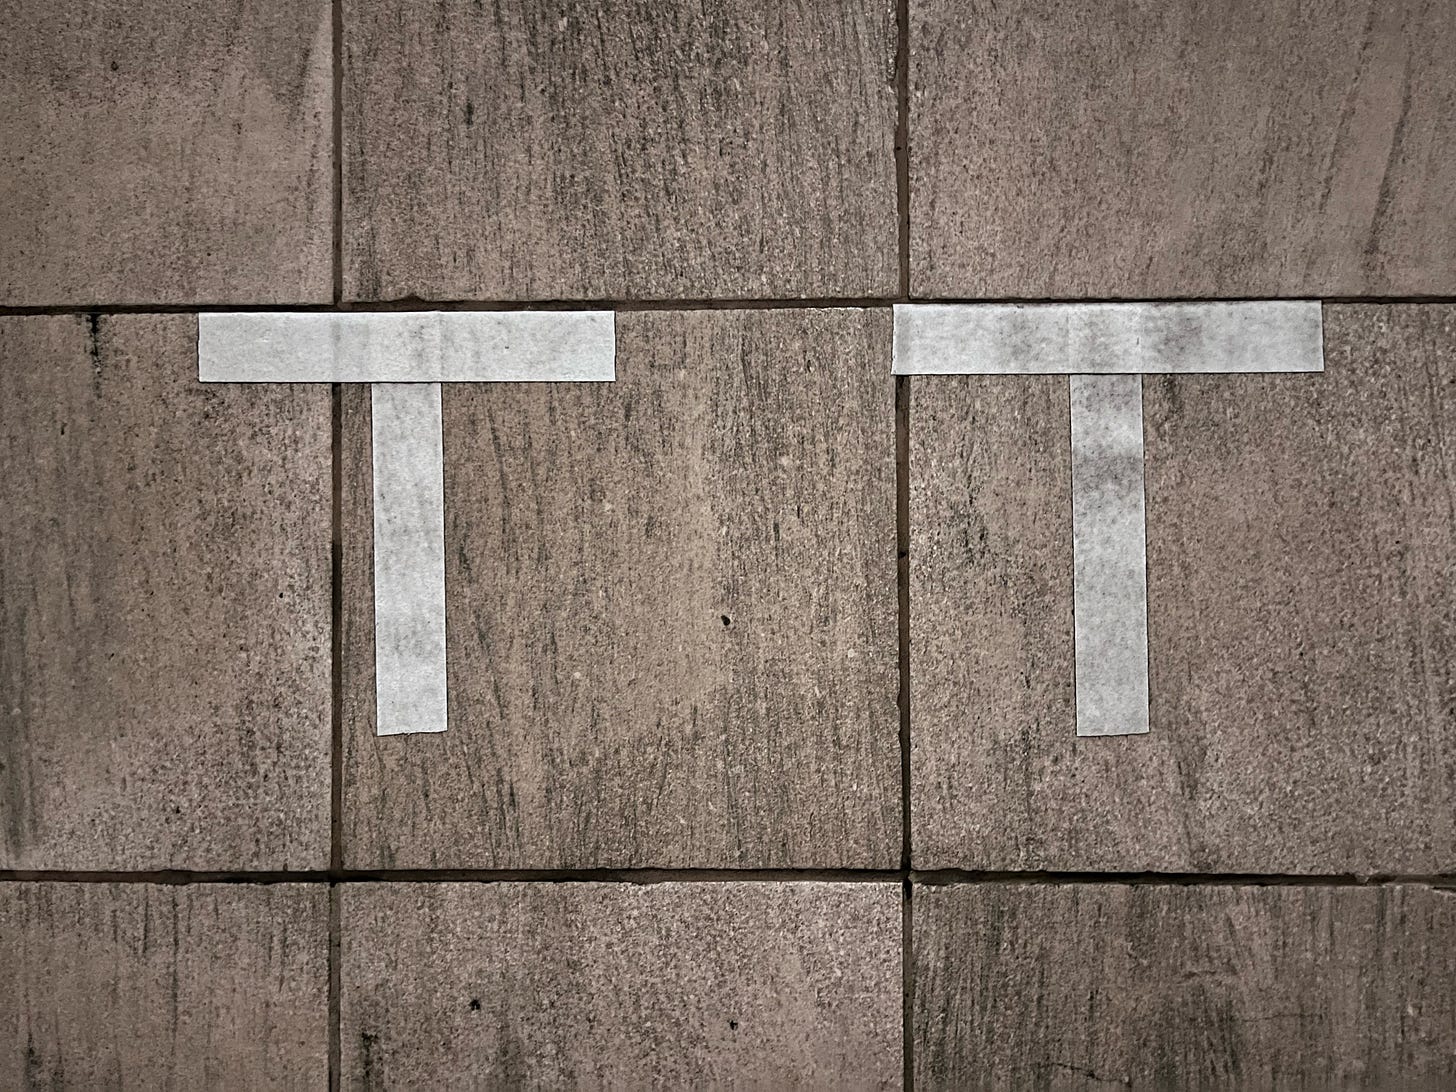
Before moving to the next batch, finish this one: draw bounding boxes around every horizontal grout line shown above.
[1,298,889,317]
[874,294,1456,307]
[2,867,1452,888]
[0,867,898,885]
[910,869,1456,888]
[2,295,1455,318]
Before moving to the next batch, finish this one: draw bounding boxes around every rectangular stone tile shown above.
[0,316,331,869]
[341,882,901,1088]
[2,882,328,1088]
[910,0,1456,298]
[910,304,1456,872]
[342,0,898,301]
[0,1,332,306]
[342,309,898,868]
[914,883,1456,1089]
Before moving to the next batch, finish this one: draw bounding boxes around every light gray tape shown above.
[199,310,616,383]
[1070,374,1149,737]
[371,383,448,736]
[892,301,1323,375]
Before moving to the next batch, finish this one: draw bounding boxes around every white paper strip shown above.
[893,301,1323,375]
[371,383,448,736]
[1070,375,1150,737]
[197,310,618,738]
[199,310,616,383]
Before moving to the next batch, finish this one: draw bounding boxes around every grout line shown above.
[895,0,911,300]
[894,0,912,1076]
[4,295,1456,318]
[902,879,914,1091]
[1,868,1451,887]
[908,869,1456,888]
[0,868,899,884]
[328,883,341,1092]
[328,3,344,1084]
[896,375,912,873]
[330,383,344,877]
[331,0,345,305]
[0,297,901,316]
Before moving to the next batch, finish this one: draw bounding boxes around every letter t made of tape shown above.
[894,302,1324,737]
[199,311,617,736]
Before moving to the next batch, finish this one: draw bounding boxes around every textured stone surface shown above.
[341,882,901,1088]
[914,883,1456,1089]
[910,0,1456,298]
[342,308,898,868]
[342,0,898,301]
[0,316,331,870]
[1,882,328,1088]
[0,0,332,306]
[910,304,1456,872]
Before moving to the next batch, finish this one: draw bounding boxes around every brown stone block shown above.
[0,0,332,306]
[342,309,898,868]
[0,315,332,869]
[342,0,898,301]
[914,883,1456,1089]
[341,881,901,1087]
[910,304,1456,872]
[910,0,1456,298]
[1,882,328,1088]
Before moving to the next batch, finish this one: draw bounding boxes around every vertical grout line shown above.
[896,375,912,872]
[330,384,344,875]
[328,381,343,1088]
[328,1,345,1085]
[894,0,911,300]
[331,0,345,305]
[902,879,915,1091]
[328,883,342,1092]
[894,2,913,1085]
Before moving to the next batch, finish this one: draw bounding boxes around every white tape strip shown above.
[199,310,616,383]
[892,301,1323,375]
[1070,375,1149,737]
[199,310,617,737]
[371,383,448,736]
[896,300,1324,740]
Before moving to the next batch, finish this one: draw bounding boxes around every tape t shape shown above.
[199,310,617,736]
[894,301,1324,737]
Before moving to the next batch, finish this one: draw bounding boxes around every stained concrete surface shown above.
[0,315,332,870]
[910,304,1456,873]
[341,882,902,1089]
[342,309,899,869]
[911,0,1456,298]
[2,882,328,1089]
[342,0,898,301]
[0,0,333,305]
[914,883,1456,1089]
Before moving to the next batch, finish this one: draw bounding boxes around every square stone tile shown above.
[343,0,898,301]
[0,1,332,307]
[914,883,1456,1089]
[0,316,332,869]
[342,881,901,1087]
[342,308,898,868]
[910,304,1456,872]
[2,882,328,1087]
[910,0,1456,298]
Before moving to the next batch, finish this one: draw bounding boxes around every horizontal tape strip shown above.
[893,301,1323,375]
[199,311,615,382]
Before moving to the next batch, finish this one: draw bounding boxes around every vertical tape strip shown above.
[1070,374,1150,737]
[371,383,448,736]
